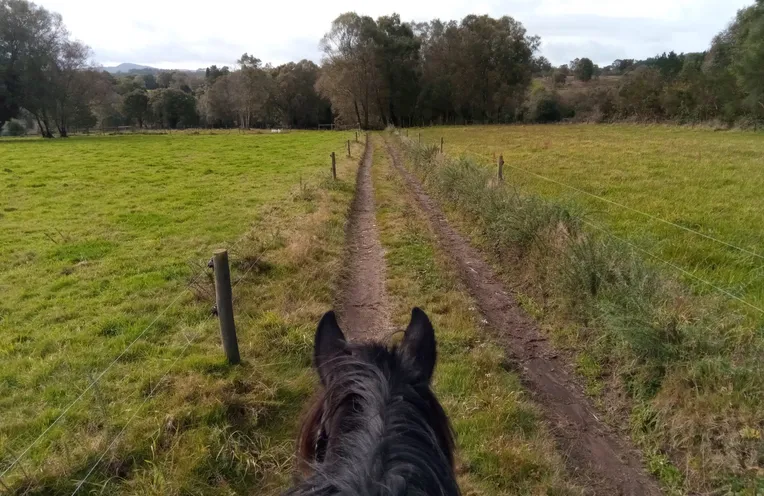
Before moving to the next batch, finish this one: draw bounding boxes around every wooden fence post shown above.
[418,132,421,144]
[355,131,359,142]
[331,152,337,180]
[347,140,351,157]
[498,154,505,181]
[213,249,240,365]
[440,137,444,154]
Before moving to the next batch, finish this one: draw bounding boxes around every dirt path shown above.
[337,137,391,342]
[384,138,661,496]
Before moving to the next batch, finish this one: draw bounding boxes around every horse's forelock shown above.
[291,342,458,495]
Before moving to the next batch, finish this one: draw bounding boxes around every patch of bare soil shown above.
[337,138,391,342]
[384,138,661,496]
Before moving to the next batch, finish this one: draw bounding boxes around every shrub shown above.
[530,90,564,123]
[7,120,27,137]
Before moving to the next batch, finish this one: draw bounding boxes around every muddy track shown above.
[384,138,661,496]
[337,137,391,342]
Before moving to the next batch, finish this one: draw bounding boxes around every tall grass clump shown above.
[395,132,763,494]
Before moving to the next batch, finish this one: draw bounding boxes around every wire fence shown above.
[68,247,269,494]
[0,225,269,493]
[407,134,764,317]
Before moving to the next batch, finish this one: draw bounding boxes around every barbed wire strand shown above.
[71,247,267,494]
[70,328,205,495]
[462,149,764,262]
[581,219,764,315]
[402,137,764,315]
[0,227,258,482]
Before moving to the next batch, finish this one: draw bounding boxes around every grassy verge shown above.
[392,133,763,494]
[371,137,579,495]
[414,125,764,311]
[0,133,362,493]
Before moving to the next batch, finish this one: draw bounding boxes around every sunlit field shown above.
[0,131,361,493]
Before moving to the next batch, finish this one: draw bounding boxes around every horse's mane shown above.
[286,342,458,496]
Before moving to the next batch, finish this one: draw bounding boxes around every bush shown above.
[7,120,27,137]
[530,91,563,123]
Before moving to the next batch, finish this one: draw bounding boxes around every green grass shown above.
[371,138,578,495]
[0,132,362,493]
[393,129,763,494]
[416,124,764,312]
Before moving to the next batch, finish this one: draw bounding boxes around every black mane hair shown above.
[286,309,459,496]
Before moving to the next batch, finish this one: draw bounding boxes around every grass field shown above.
[416,125,764,313]
[0,131,361,492]
[397,126,764,493]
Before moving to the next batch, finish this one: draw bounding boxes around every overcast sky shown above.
[38,0,754,69]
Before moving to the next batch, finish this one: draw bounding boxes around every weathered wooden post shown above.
[347,140,351,157]
[498,154,505,181]
[331,152,337,180]
[355,131,359,142]
[418,132,421,144]
[212,249,240,365]
[440,137,444,154]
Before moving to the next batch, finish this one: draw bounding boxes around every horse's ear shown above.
[314,311,347,385]
[401,307,437,383]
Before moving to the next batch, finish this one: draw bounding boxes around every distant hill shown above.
[102,63,157,74]
[101,63,206,75]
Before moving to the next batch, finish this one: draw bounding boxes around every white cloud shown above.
[37,0,755,68]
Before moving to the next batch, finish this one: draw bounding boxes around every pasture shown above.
[0,131,578,495]
[0,131,361,492]
[401,125,764,492]
[417,125,764,315]
[2,126,762,494]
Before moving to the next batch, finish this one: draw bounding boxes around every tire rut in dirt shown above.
[384,138,661,496]
[337,137,391,342]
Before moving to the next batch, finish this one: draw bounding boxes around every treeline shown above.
[317,13,539,128]
[535,2,764,125]
[0,0,331,136]
[2,0,763,136]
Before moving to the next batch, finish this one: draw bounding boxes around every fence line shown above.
[456,148,764,312]
[581,219,764,315]
[0,288,191,482]
[460,149,764,262]
[399,133,764,315]
[70,327,206,495]
[0,226,260,484]
[71,244,268,493]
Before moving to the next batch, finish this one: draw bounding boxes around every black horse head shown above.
[287,308,459,496]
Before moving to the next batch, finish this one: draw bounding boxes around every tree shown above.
[230,66,272,128]
[237,53,261,69]
[645,51,683,80]
[1,0,63,137]
[205,65,230,84]
[0,0,22,132]
[142,73,158,90]
[200,73,236,127]
[49,40,91,137]
[532,56,552,76]
[572,57,594,82]
[729,1,764,118]
[149,88,197,128]
[318,13,379,129]
[618,66,664,119]
[552,71,567,87]
[272,60,330,128]
[122,89,149,127]
[157,71,175,88]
